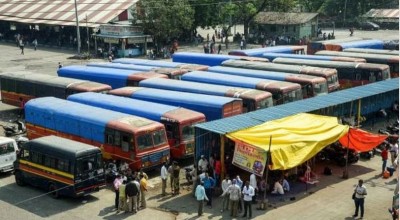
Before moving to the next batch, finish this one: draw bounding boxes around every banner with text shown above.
[232,141,267,176]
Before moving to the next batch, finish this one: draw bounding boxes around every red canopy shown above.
[339,128,388,152]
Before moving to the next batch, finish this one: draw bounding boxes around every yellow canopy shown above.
[226,113,349,170]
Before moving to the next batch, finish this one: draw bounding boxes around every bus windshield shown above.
[137,134,153,150]
[76,153,103,176]
[382,69,391,80]
[257,97,273,109]
[283,89,303,103]
[313,82,328,96]
[182,124,195,141]
[153,129,167,146]
[327,74,339,86]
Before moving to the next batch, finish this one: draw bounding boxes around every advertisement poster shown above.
[232,141,267,176]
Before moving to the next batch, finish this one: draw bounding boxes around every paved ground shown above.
[0,28,398,220]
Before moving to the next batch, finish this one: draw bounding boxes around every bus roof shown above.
[228,46,305,57]
[181,71,301,93]
[25,135,100,159]
[87,63,187,76]
[261,52,366,62]
[108,87,242,121]
[113,58,209,71]
[68,92,205,123]
[327,39,384,50]
[25,97,163,143]
[273,57,390,70]
[139,78,272,99]
[0,72,111,91]
[221,60,337,77]
[172,52,269,66]
[343,48,399,56]
[315,50,400,63]
[208,66,327,84]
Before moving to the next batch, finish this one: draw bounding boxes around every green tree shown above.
[132,0,194,46]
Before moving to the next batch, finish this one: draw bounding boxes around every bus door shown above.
[0,138,18,173]
[164,122,180,148]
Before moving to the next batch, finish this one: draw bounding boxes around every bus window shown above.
[31,152,43,165]
[153,130,167,146]
[121,133,132,152]
[19,149,29,159]
[77,157,96,174]
[356,74,362,81]
[368,72,376,82]
[57,158,70,173]
[382,69,391,79]
[44,156,57,169]
[182,124,195,141]
[114,131,121,146]
[242,102,249,112]
[137,134,153,150]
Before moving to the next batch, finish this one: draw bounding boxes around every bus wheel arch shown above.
[15,171,26,186]
[48,183,59,199]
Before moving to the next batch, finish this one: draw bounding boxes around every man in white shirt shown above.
[198,155,208,172]
[161,162,168,196]
[220,175,232,212]
[271,179,284,195]
[353,179,367,219]
[242,181,255,219]
[249,173,258,203]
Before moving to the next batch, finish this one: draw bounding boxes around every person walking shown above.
[19,39,24,55]
[220,175,232,213]
[353,179,367,219]
[168,162,174,194]
[117,180,127,213]
[202,172,215,208]
[242,181,255,219]
[217,44,222,54]
[139,174,148,209]
[390,142,399,165]
[161,162,168,196]
[32,39,38,51]
[125,179,139,213]
[195,181,209,217]
[249,172,258,203]
[133,177,141,210]
[113,174,123,209]
[382,146,389,175]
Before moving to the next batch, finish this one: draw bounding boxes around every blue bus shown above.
[228,46,305,57]
[108,87,243,121]
[25,97,170,171]
[261,52,366,63]
[207,66,328,99]
[324,39,384,51]
[172,52,269,66]
[58,65,167,88]
[67,92,206,159]
[139,78,273,112]
[181,71,302,105]
[113,58,209,71]
[87,62,187,79]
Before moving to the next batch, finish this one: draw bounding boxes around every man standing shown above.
[221,179,241,217]
[172,161,181,195]
[139,174,148,209]
[198,155,208,173]
[249,172,258,203]
[133,177,141,210]
[113,174,123,209]
[382,146,389,175]
[390,142,399,165]
[195,182,209,217]
[202,172,215,207]
[353,179,367,219]
[218,44,222,54]
[161,162,168,196]
[125,179,139,213]
[168,162,174,194]
[242,181,255,219]
[117,180,127,213]
[32,39,38,51]
[220,175,232,212]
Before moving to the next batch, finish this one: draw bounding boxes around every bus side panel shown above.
[222,100,243,118]
[1,91,34,107]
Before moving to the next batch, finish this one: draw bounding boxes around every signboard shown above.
[100,25,143,36]
[232,141,267,176]
[104,38,119,44]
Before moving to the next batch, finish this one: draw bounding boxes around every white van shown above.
[0,137,19,173]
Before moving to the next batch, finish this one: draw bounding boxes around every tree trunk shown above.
[243,21,249,40]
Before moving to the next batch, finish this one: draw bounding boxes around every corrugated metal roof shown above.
[363,9,399,19]
[0,0,136,27]
[254,12,318,25]
[196,79,399,134]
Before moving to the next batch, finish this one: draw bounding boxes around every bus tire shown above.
[48,184,59,199]
[15,171,26,186]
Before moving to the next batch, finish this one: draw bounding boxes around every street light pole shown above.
[74,0,81,54]
[86,14,89,53]
[343,0,348,27]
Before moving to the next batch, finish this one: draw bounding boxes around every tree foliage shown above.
[132,0,194,44]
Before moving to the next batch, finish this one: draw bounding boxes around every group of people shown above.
[160,161,181,196]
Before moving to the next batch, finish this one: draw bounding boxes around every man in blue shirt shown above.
[202,173,215,208]
[195,182,209,216]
